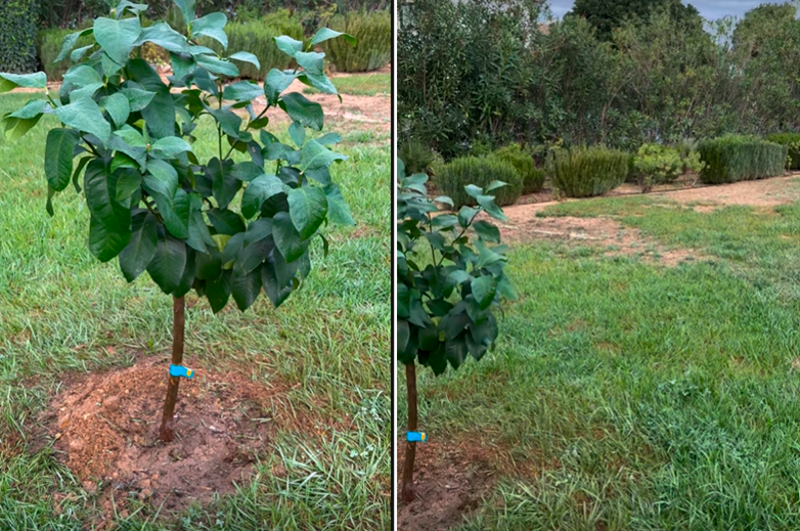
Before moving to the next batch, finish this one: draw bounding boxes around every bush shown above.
[766,133,800,170]
[1,0,39,73]
[549,146,629,198]
[493,144,545,194]
[399,140,436,175]
[37,27,93,81]
[632,143,704,191]
[202,12,303,79]
[436,156,522,208]
[697,136,787,184]
[321,10,390,72]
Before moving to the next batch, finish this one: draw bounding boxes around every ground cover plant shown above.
[399,179,800,530]
[0,1,390,528]
[397,159,514,503]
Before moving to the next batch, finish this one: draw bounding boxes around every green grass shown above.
[303,73,390,97]
[0,92,390,530]
[401,188,800,530]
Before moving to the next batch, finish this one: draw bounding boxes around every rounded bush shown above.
[399,140,436,175]
[322,10,391,73]
[436,156,522,208]
[493,144,546,194]
[549,146,629,198]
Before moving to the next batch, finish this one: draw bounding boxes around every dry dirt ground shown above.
[492,173,800,266]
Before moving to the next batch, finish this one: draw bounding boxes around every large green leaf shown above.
[261,256,293,307]
[119,211,158,282]
[147,232,187,294]
[470,276,497,310]
[190,12,228,48]
[100,93,131,128]
[272,212,305,262]
[173,0,196,23]
[229,52,260,70]
[93,17,142,66]
[223,81,263,102]
[54,98,111,144]
[121,86,156,112]
[63,65,102,88]
[241,174,284,219]
[264,69,295,104]
[84,160,131,237]
[311,28,356,46]
[207,208,246,235]
[195,54,238,77]
[300,139,347,172]
[0,72,47,94]
[54,29,93,62]
[288,186,328,240]
[150,187,190,240]
[45,129,80,192]
[143,158,178,199]
[231,266,263,311]
[274,36,302,58]
[207,157,241,209]
[135,22,189,53]
[151,136,192,158]
[89,213,131,262]
[324,183,354,226]
[206,270,232,313]
[280,93,323,131]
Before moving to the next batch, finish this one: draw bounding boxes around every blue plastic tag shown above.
[407,431,427,442]
[169,364,194,379]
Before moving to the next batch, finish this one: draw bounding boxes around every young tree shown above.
[1,0,355,442]
[396,159,514,502]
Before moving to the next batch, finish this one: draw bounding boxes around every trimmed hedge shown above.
[493,144,545,194]
[766,133,800,170]
[1,0,39,73]
[321,10,391,72]
[436,156,522,208]
[549,146,629,198]
[203,11,303,79]
[697,136,787,184]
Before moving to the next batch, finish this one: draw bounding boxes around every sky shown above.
[546,1,789,21]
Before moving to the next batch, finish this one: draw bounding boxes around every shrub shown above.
[202,12,303,79]
[321,10,390,72]
[399,140,436,175]
[766,133,800,170]
[633,143,704,191]
[549,146,629,198]
[697,136,787,184]
[493,144,545,194]
[436,156,523,208]
[0,0,39,73]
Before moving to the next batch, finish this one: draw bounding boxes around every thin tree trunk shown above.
[401,362,418,503]
[159,296,185,442]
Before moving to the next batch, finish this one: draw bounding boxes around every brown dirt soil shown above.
[397,439,498,531]
[37,356,289,520]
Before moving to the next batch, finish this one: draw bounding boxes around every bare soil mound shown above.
[39,356,284,517]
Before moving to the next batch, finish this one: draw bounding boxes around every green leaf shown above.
[100,93,131,128]
[151,136,192,158]
[261,255,293,307]
[207,208,246,235]
[471,276,497,310]
[311,28,356,46]
[297,71,339,96]
[300,139,347,172]
[241,174,284,219]
[89,213,131,262]
[70,45,94,63]
[143,158,178,199]
[113,125,146,147]
[231,266,262,311]
[173,0,196,23]
[433,196,454,208]
[46,185,56,217]
[465,184,483,199]
[119,211,158,282]
[146,233,187,294]
[55,98,111,144]
[264,69,295,104]
[55,30,90,62]
[486,180,508,193]
[72,157,91,193]
[274,36,303,58]
[230,161,262,182]
[324,183,355,226]
[45,129,80,192]
[115,168,143,201]
[170,52,196,79]
[209,108,242,138]
[223,81,262,102]
[121,87,156,112]
[195,54,238,77]
[477,195,509,222]
[191,12,228,48]
[206,270,232,313]
[3,115,42,141]
[457,206,480,228]
[0,72,47,94]
[288,186,328,240]
[273,212,305,262]
[288,121,305,147]
[229,51,260,70]
[93,17,142,66]
[135,22,189,53]
[295,52,325,76]
[473,220,501,243]
[208,157,241,209]
[141,88,176,139]
[280,93,323,131]
[173,249,197,298]
[84,160,131,240]
[63,65,102,88]
[9,100,48,120]
[151,187,190,240]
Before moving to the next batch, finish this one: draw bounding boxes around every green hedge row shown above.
[322,10,390,72]
[549,146,629,198]
[493,144,545,195]
[436,156,522,208]
[1,0,39,73]
[697,136,787,184]
[766,133,800,170]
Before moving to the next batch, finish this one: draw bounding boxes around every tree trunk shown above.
[401,362,418,503]
[159,296,185,442]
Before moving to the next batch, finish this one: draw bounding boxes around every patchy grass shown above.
[400,190,800,530]
[0,92,390,530]
[303,73,390,96]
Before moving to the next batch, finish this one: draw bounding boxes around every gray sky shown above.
[546,1,789,21]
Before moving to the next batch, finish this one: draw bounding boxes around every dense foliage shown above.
[568,0,701,41]
[399,0,800,160]
[0,0,40,73]
[549,146,629,198]
[697,136,787,184]
[632,143,704,191]
[436,156,522,209]
[493,144,545,195]
[321,10,391,72]
[766,133,800,170]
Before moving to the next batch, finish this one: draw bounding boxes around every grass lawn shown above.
[0,92,390,530]
[400,191,800,530]
[303,73,390,97]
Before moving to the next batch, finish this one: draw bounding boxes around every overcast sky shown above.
[546,1,790,21]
